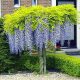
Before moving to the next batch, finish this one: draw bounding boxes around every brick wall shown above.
[20,0,32,7]
[1,0,14,16]
[38,0,51,7]
[1,0,52,16]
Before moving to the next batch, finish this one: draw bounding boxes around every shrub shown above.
[47,53,80,77]
[0,52,39,73]
[18,53,40,72]
[0,17,13,73]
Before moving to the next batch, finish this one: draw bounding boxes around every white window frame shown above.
[14,0,20,8]
[51,0,56,6]
[0,0,1,17]
[32,0,37,6]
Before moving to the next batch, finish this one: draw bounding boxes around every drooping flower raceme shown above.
[5,5,76,54]
[7,21,74,54]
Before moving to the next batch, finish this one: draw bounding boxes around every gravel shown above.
[0,72,80,80]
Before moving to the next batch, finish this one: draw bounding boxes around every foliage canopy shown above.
[4,4,77,34]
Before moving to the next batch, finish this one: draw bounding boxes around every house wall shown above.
[1,0,14,16]
[0,0,53,16]
[20,0,32,7]
[37,0,51,7]
[1,0,32,16]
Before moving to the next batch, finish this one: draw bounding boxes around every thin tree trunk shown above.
[38,43,46,74]
[38,47,43,74]
[42,43,46,74]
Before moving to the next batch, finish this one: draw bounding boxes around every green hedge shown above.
[1,44,80,77]
[11,53,80,77]
[47,53,80,77]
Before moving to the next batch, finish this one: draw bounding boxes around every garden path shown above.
[0,72,80,80]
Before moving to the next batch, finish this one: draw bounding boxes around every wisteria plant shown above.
[4,4,77,74]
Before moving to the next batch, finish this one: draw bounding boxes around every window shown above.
[32,0,37,5]
[58,1,74,5]
[14,0,20,7]
[57,0,75,7]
